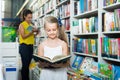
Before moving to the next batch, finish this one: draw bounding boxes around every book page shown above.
[52,55,65,60]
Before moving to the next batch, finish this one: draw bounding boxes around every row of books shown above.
[72,38,98,56]
[56,2,70,18]
[103,0,120,6]
[71,56,120,80]
[62,18,70,30]
[104,9,120,32]
[32,0,70,20]
[74,0,98,15]
[101,37,120,59]
[72,16,98,34]
[44,0,56,14]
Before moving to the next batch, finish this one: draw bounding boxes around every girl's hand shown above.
[38,60,50,68]
[32,28,38,32]
[51,61,70,68]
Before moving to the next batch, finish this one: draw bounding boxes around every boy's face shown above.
[45,22,58,39]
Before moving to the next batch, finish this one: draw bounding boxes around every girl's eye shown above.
[53,29,57,31]
[47,30,51,32]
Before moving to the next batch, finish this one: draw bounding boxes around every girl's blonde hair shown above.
[44,16,68,44]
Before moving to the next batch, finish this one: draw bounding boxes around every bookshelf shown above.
[56,0,69,7]
[74,33,98,36]
[103,2,120,10]
[102,57,120,63]
[74,9,98,18]
[74,52,98,58]
[27,0,120,79]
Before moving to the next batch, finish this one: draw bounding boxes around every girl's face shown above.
[24,14,32,23]
[45,22,58,39]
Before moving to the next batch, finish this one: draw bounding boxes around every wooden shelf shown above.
[56,0,69,7]
[74,52,98,58]
[103,2,120,10]
[102,57,120,63]
[73,9,98,18]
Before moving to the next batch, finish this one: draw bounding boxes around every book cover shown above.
[91,39,96,55]
[84,0,88,12]
[33,54,71,64]
[27,26,33,32]
[85,39,89,54]
[95,17,98,32]
[83,18,89,33]
[88,39,91,54]
[80,0,84,13]
[91,0,98,10]
[72,56,84,70]
[100,64,113,79]
[72,20,79,34]
[74,1,78,15]
[114,39,118,59]
[77,38,84,53]
[118,38,120,59]
[88,0,92,11]
[79,57,93,72]
[104,12,114,32]
[78,19,83,34]
[89,61,98,73]
[114,9,119,31]
[104,37,109,56]
[72,38,78,52]
[113,65,120,80]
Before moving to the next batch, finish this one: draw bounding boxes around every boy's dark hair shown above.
[22,9,32,21]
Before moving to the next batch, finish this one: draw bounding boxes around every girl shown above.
[19,9,39,80]
[38,16,69,80]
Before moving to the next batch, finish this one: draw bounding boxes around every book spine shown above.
[80,0,84,13]
[118,38,120,59]
[95,17,98,32]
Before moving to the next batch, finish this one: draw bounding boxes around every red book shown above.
[118,38,120,59]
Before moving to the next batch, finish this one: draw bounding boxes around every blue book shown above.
[79,0,84,13]
[77,38,83,53]
[95,17,98,32]
[113,65,120,80]
[27,26,33,32]
[72,56,83,70]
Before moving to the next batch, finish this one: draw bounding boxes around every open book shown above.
[33,54,71,64]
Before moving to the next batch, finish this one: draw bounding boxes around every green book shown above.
[100,64,113,79]
[27,26,33,32]
[88,39,91,54]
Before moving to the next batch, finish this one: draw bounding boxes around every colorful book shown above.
[72,20,79,34]
[100,64,113,79]
[112,65,120,80]
[80,57,93,72]
[27,26,33,32]
[77,38,84,53]
[89,61,98,73]
[72,56,84,70]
